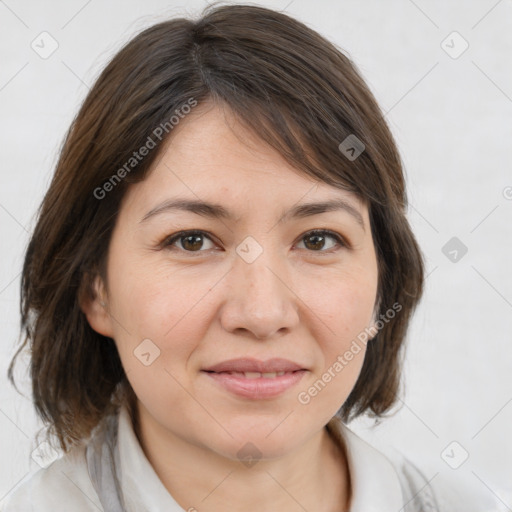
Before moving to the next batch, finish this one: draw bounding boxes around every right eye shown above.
[162,230,217,253]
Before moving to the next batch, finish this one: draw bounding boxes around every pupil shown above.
[183,234,203,251]
[306,234,324,250]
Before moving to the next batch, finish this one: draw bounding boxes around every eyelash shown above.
[161,229,348,256]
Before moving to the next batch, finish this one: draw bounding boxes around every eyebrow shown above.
[140,197,365,231]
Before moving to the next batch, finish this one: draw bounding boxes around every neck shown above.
[132,405,351,512]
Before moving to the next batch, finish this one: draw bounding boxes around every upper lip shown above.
[203,358,306,373]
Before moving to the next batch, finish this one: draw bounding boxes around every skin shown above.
[82,101,379,512]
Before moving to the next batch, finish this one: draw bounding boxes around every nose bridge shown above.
[220,235,299,339]
[239,245,283,303]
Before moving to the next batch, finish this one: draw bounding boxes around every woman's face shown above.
[86,102,379,461]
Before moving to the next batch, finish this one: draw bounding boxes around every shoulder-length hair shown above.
[8,3,424,452]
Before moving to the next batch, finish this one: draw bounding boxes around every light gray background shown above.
[1,0,511,507]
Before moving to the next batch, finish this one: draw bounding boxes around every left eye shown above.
[295,230,345,252]
[162,229,345,253]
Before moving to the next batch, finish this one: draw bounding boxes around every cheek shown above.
[335,282,376,339]
[108,253,205,332]
[107,258,220,378]
[299,265,378,342]
[109,274,210,414]
[294,266,376,406]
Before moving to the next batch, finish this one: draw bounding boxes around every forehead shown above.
[121,101,368,224]
[157,102,307,181]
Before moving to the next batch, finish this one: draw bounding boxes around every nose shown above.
[219,244,300,340]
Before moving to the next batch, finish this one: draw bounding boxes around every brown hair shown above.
[8,3,424,452]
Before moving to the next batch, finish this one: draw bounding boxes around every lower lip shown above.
[202,370,307,399]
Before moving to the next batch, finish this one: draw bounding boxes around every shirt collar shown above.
[116,406,405,512]
[117,405,184,511]
[328,417,405,511]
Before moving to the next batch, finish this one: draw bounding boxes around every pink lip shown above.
[203,370,307,399]
[203,357,306,373]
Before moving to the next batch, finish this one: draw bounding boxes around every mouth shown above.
[203,370,297,378]
[201,369,307,399]
[202,357,307,374]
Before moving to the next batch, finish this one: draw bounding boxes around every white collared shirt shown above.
[0,405,497,511]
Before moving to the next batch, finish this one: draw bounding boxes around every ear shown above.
[79,273,115,338]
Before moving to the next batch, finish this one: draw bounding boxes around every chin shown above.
[214,418,306,458]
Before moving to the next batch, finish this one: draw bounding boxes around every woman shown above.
[3,4,491,511]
